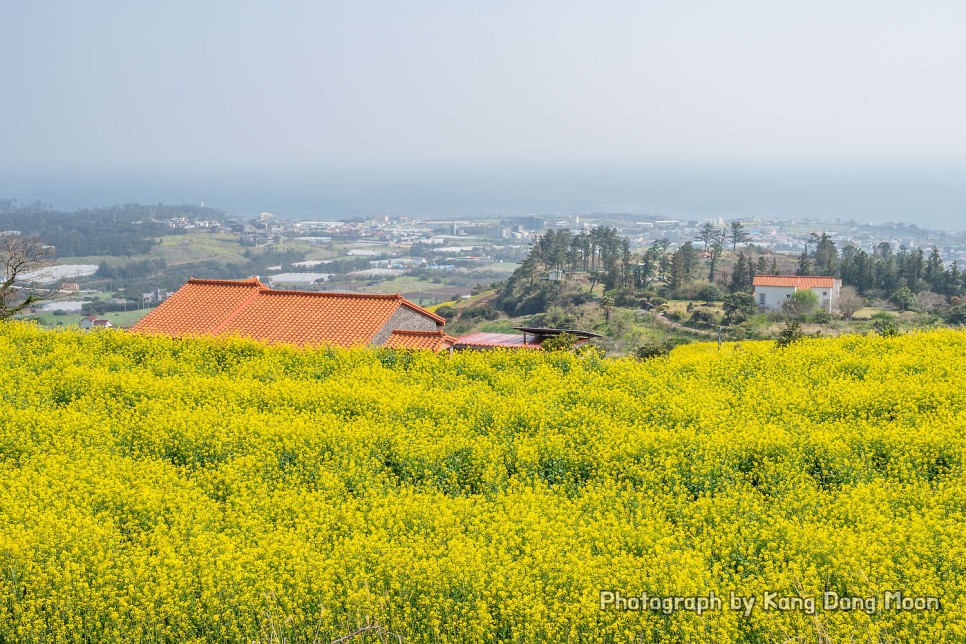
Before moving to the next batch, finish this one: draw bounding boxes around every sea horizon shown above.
[2,161,964,231]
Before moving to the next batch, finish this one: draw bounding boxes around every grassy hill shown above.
[0,323,964,641]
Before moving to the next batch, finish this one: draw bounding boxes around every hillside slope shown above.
[0,323,964,642]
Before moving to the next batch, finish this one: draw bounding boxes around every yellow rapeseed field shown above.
[0,322,964,642]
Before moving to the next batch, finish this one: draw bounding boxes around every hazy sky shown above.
[3,0,966,226]
[3,0,966,174]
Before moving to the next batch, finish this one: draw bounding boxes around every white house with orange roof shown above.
[753,275,842,313]
[80,316,114,330]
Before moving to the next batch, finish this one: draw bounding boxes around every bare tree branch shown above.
[0,234,57,320]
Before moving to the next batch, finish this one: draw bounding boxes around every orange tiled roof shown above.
[385,330,456,351]
[131,278,447,348]
[222,290,405,346]
[132,277,265,336]
[753,275,837,288]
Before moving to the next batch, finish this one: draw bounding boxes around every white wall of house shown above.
[808,283,841,313]
[755,286,796,310]
[754,280,841,312]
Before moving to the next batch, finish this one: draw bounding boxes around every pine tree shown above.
[729,221,751,251]
[925,246,945,292]
[814,233,838,276]
[730,252,750,293]
[796,252,811,276]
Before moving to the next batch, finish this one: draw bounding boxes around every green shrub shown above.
[635,342,670,360]
[944,307,966,325]
[686,309,722,329]
[782,290,818,319]
[722,292,757,325]
[435,305,457,320]
[890,287,915,311]
[810,310,833,324]
[775,321,805,348]
[873,320,902,337]
[542,332,578,352]
[697,284,724,303]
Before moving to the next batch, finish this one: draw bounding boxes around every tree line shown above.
[726,230,965,300]
[0,200,223,258]
[513,227,634,292]
[637,222,966,303]
[503,222,966,310]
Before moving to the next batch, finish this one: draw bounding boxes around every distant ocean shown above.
[2,163,964,230]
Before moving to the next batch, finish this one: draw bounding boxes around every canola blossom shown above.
[0,322,965,642]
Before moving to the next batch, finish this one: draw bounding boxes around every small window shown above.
[759,293,765,305]
[823,291,828,296]
[786,294,791,298]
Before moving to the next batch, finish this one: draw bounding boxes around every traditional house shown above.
[80,316,113,330]
[131,277,455,351]
[753,275,842,312]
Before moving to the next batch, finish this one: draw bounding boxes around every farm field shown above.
[60,232,330,271]
[349,275,490,308]
[0,323,964,641]
[58,233,250,268]
[471,261,519,273]
[23,308,152,329]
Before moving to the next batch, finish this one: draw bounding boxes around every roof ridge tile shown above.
[258,289,401,300]
[390,329,449,336]
[188,276,266,287]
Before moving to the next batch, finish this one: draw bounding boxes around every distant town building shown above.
[502,215,547,231]
[294,236,333,244]
[142,289,174,305]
